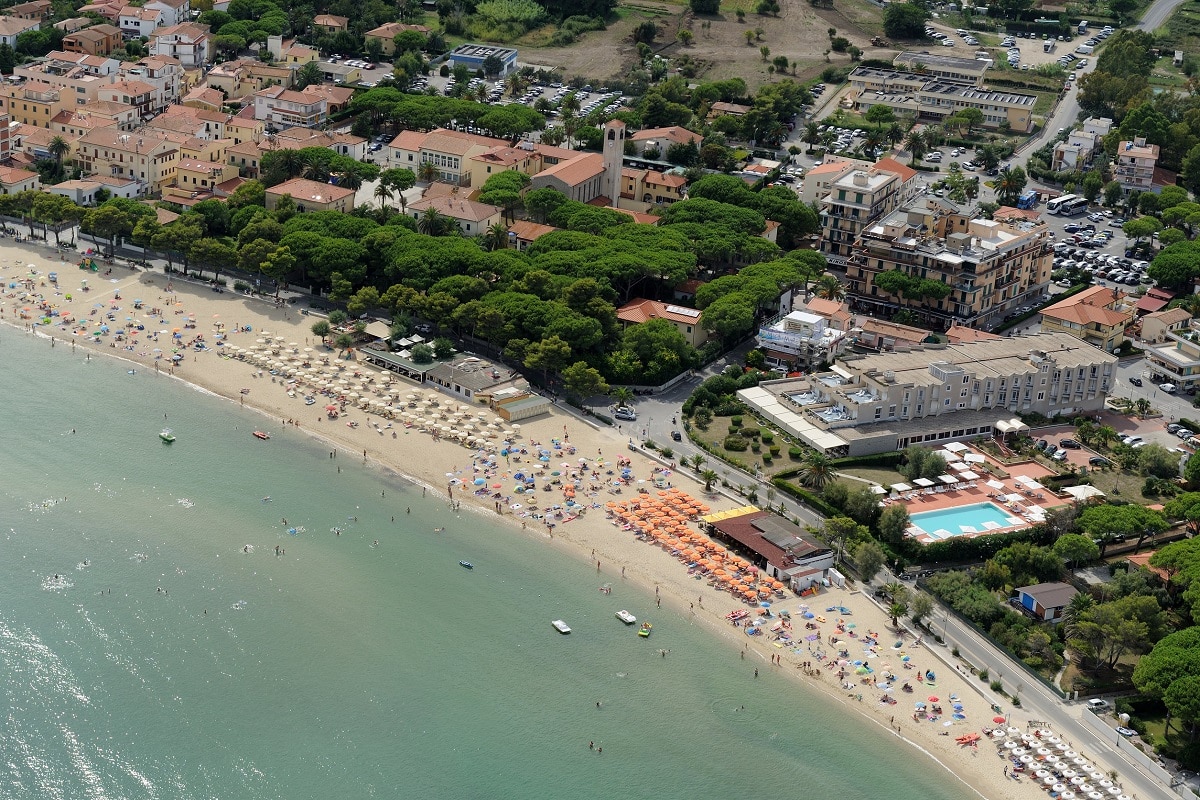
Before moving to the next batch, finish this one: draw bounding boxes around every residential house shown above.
[72,99,139,130]
[293,83,353,115]
[1015,582,1078,623]
[628,125,700,156]
[707,101,750,119]
[205,59,292,103]
[1038,285,1133,353]
[389,127,506,185]
[148,23,211,68]
[2,85,67,128]
[312,14,348,33]
[364,22,429,56]
[273,125,365,159]
[1141,307,1192,344]
[819,158,920,264]
[146,104,229,139]
[47,176,140,203]
[252,85,326,129]
[407,193,503,236]
[845,196,1053,330]
[173,156,237,192]
[62,24,123,56]
[121,55,185,111]
[1052,117,1112,172]
[0,164,37,193]
[507,220,557,250]
[619,167,686,207]
[736,332,1117,457]
[77,0,122,23]
[99,79,156,121]
[4,0,52,21]
[529,152,605,203]
[225,139,262,177]
[1113,137,1159,195]
[182,85,224,111]
[75,127,180,193]
[616,298,709,348]
[10,121,68,162]
[265,176,354,212]
[1133,287,1175,315]
[0,15,40,47]
[264,35,318,66]
[118,5,164,39]
[145,0,190,27]
[54,17,94,33]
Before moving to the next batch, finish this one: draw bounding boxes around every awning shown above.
[944,442,969,452]
[938,474,960,485]
[1015,475,1044,490]
[951,461,973,472]
[890,482,913,492]
[959,470,980,480]
[963,453,986,463]
[940,450,963,462]
[986,479,1006,490]
[871,485,887,494]
[913,478,935,487]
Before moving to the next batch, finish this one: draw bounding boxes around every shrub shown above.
[978,669,989,682]
[744,427,760,439]
[990,680,1004,693]
[750,441,761,452]
[730,415,744,427]
[760,430,774,444]
[724,435,749,451]
[728,424,740,435]
[770,445,781,456]
[234,280,251,292]
[762,455,773,465]
[788,446,804,459]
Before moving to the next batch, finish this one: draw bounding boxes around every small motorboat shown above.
[552,619,571,635]
[253,431,270,440]
[638,622,653,638]
[159,428,176,443]
[459,560,474,569]
[616,610,637,625]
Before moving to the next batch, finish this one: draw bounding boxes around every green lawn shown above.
[838,466,908,486]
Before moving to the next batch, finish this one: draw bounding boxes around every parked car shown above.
[1087,699,1109,711]
[1059,438,1080,449]
[1176,429,1196,439]
[1121,435,1144,446]
[1161,383,1178,393]
[1128,377,1142,386]
[1035,439,1050,450]
[1115,727,1137,737]
[1089,456,1111,467]
[614,407,637,421]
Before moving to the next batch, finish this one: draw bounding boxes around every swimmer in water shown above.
[281,518,287,525]
[434,527,445,532]
[372,540,379,547]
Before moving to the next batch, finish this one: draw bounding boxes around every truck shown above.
[1078,19,1089,34]
[1017,191,1040,210]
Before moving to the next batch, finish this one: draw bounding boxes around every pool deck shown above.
[888,454,1067,544]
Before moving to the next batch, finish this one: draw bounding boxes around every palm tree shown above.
[902,129,925,165]
[417,162,438,183]
[337,171,362,192]
[885,122,904,148]
[700,469,719,492]
[48,135,70,169]
[418,207,447,236]
[374,182,393,210]
[802,122,820,153]
[690,454,707,472]
[881,581,909,604]
[995,167,1022,206]
[1095,425,1117,448]
[963,177,980,204]
[609,386,634,407]
[796,451,835,490]
[1134,397,1151,418]
[484,222,508,251]
[887,601,909,628]
[814,274,846,301]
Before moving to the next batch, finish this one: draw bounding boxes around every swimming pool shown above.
[909,502,1022,539]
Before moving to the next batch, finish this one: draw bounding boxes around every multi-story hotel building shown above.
[819,159,920,263]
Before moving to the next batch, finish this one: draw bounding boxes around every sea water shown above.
[0,331,972,800]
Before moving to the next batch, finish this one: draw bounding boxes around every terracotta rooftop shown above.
[1041,285,1130,327]
[409,194,502,223]
[266,177,355,203]
[508,220,557,241]
[629,126,699,144]
[536,153,604,186]
[616,298,703,326]
[945,324,1002,344]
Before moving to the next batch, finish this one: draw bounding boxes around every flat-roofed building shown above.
[2,85,66,127]
[819,158,920,263]
[737,331,1116,456]
[756,297,853,369]
[1146,321,1200,392]
[845,196,1052,331]
[1039,285,1133,353]
[1052,117,1111,172]
[848,66,1036,132]
[446,43,517,76]
[892,51,991,84]
[1113,137,1159,195]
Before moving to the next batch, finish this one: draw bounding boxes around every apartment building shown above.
[1113,137,1159,195]
[2,85,66,127]
[273,126,366,160]
[15,51,122,104]
[1038,285,1133,353]
[99,79,155,121]
[205,59,292,103]
[118,6,164,38]
[1147,322,1200,391]
[62,24,123,56]
[756,297,853,369]
[1052,117,1112,172]
[391,127,507,185]
[1141,307,1192,344]
[848,65,1036,132]
[73,99,139,129]
[174,156,237,190]
[737,332,1116,456]
[819,158,920,263]
[845,196,1053,330]
[121,55,185,111]
[148,23,211,68]
[75,128,179,193]
[252,85,326,129]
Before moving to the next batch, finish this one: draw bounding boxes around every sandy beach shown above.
[1,244,1074,800]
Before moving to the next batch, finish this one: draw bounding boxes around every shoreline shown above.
[1,248,1041,800]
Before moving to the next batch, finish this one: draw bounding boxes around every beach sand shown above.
[1,247,1057,800]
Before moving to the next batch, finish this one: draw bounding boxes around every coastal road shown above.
[934,611,1179,800]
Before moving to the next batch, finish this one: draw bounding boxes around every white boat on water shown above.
[552,619,571,634]
[615,610,637,625]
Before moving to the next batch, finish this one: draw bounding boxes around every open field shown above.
[513,0,883,88]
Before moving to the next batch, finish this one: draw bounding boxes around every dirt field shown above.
[517,0,886,89]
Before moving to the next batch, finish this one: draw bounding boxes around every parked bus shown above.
[1017,190,1039,209]
[1046,194,1079,214]
[1058,196,1090,216]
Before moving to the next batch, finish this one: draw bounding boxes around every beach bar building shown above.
[704,508,835,589]
[1014,582,1077,622]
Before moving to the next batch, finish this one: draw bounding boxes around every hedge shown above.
[832,452,905,470]
[772,476,843,518]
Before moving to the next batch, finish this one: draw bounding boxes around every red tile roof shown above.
[616,298,703,326]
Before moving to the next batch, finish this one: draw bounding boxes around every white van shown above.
[1160,383,1177,393]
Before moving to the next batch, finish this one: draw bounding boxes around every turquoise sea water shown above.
[1,330,974,800]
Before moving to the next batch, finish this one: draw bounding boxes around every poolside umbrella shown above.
[993,716,1006,724]
[890,482,912,492]
[938,474,959,485]
[913,478,935,487]
[870,485,886,495]
[986,479,1006,490]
